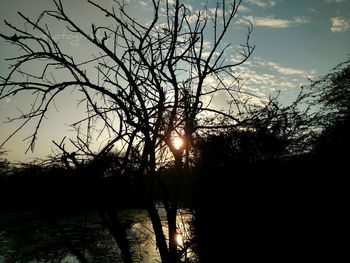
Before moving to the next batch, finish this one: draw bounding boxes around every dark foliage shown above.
[310,59,350,206]
[192,61,350,261]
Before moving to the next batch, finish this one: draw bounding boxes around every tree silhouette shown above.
[311,59,350,126]
[0,149,11,178]
[308,59,350,206]
[190,90,328,261]
[0,0,254,262]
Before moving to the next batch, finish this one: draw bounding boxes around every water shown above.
[0,207,196,263]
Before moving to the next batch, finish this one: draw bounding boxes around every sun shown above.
[173,137,184,150]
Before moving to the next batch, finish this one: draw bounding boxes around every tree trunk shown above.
[167,206,178,263]
[147,202,170,263]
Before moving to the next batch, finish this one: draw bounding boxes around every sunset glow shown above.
[176,233,183,247]
[173,137,184,150]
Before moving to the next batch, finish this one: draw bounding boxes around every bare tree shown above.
[0,0,254,262]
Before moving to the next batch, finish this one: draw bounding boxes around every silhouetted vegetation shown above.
[1,0,349,261]
[192,59,350,261]
[309,59,350,207]
[0,0,254,261]
[1,59,350,262]
[0,150,12,178]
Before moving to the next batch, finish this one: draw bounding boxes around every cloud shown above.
[201,51,215,58]
[245,0,280,8]
[294,16,311,24]
[186,9,208,24]
[272,65,305,76]
[256,59,307,76]
[202,56,315,107]
[238,15,310,28]
[216,57,317,107]
[207,8,227,18]
[330,17,350,32]
[185,4,193,12]
[242,58,313,86]
[164,0,176,4]
[238,5,251,13]
[325,0,348,3]
[139,0,148,7]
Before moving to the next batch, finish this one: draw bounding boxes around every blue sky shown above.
[0,0,349,162]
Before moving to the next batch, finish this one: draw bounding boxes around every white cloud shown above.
[270,63,305,76]
[330,17,350,32]
[256,59,307,76]
[207,7,227,18]
[186,10,208,24]
[238,5,251,13]
[139,1,147,7]
[294,16,310,24]
[325,0,348,3]
[201,51,211,58]
[203,74,219,87]
[245,0,280,8]
[216,57,317,106]
[238,15,310,28]
[201,56,315,107]
[202,40,212,49]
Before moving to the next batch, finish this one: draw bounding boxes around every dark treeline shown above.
[1,59,350,262]
[193,59,350,262]
[196,59,350,208]
[2,60,350,210]
[0,0,349,260]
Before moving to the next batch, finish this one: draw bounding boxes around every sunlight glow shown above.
[173,137,184,150]
[176,233,183,247]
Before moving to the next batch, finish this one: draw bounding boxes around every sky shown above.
[0,0,349,162]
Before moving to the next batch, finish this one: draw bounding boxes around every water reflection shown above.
[0,207,196,263]
[123,206,195,262]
